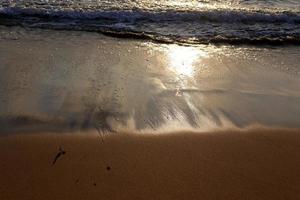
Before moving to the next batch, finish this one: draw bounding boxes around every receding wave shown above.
[1,6,300,45]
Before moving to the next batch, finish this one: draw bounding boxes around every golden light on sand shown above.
[167,45,207,77]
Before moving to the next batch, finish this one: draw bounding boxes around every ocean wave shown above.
[91,30,300,45]
[1,6,300,24]
[0,6,300,45]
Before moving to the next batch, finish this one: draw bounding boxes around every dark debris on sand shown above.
[52,146,66,166]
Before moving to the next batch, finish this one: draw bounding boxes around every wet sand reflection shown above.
[0,29,300,133]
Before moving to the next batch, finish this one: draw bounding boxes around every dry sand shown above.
[1,128,300,200]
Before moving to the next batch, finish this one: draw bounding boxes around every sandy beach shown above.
[1,26,300,200]
[1,128,300,200]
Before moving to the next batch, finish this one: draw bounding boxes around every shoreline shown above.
[0,25,300,200]
[1,26,300,132]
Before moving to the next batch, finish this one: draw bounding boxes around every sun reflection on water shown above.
[167,45,208,77]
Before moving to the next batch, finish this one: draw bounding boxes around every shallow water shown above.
[0,26,300,133]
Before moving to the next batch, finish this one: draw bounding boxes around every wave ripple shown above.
[1,3,300,45]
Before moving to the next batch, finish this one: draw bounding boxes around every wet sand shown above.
[1,129,300,200]
[1,26,300,133]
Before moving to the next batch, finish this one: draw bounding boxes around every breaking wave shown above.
[0,6,300,45]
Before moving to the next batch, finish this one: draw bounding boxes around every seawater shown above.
[0,0,300,45]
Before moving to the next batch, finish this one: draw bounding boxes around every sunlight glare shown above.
[168,45,207,77]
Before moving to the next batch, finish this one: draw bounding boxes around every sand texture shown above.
[1,129,300,200]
